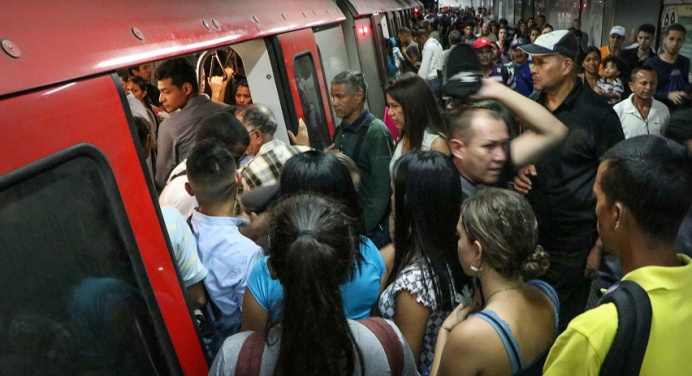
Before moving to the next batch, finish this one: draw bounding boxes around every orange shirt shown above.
[598,46,611,76]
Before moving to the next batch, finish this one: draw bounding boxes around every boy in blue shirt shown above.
[185,140,263,354]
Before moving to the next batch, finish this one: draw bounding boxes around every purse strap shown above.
[359,317,404,376]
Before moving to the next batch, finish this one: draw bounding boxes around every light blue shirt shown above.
[246,237,385,320]
[191,210,263,332]
[161,206,207,287]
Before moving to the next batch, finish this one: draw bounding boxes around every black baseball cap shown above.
[442,43,482,98]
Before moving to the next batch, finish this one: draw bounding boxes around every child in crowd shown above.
[185,140,263,355]
[595,55,625,105]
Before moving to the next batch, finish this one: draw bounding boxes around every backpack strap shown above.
[235,331,266,376]
[359,317,404,376]
[598,280,652,376]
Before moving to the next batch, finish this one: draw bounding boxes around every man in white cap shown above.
[516,30,625,332]
[599,26,626,76]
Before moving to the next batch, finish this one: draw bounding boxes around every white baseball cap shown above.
[610,26,626,37]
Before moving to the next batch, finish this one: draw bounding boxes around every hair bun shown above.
[520,245,550,280]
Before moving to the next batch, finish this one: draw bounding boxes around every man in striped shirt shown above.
[473,37,516,89]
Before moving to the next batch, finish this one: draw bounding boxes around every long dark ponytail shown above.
[269,193,364,376]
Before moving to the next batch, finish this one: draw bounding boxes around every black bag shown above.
[598,280,653,376]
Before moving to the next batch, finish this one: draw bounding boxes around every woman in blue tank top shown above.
[429,188,560,376]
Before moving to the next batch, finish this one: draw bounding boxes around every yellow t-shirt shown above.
[544,254,692,376]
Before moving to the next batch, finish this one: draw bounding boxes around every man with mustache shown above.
[516,30,625,332]
[614,66,670,139]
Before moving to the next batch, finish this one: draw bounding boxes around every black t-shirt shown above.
[401,43,420,74]
[528,81,625,252]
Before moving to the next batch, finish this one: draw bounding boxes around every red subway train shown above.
[0,0,421,374]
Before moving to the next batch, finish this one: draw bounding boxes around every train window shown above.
[197,48,252,107]
[0,148,178,375]
[293,52,330,150]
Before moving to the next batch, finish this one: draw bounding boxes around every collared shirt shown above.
[529,81,624,252]
[333,109,393,232]
[418,38,444,81]
[544,254,692,375]
[127,92,150,121]
[620,47,656,78]
[191,210,263,332]
[160,206,207,287]
[613,94,670,139]
[154,94,228,191]
[239,139,310,191]
[460,175,476,201]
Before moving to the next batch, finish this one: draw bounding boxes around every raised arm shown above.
[474,79,568,168]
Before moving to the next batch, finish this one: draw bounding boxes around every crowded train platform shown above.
[1,0,692,375]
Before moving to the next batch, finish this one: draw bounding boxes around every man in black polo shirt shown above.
[517,30,625,332]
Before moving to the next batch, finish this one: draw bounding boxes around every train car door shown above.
[314,26,351,124]
[353,15,388,119]
[0,75,207,375]
[275,29,334,149]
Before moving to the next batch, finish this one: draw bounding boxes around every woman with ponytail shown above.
[429,188,558,376]
[241,151,385,332]
[209,194,418,375]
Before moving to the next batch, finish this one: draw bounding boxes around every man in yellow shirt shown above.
[599,26,626,76]
[544,135,692,375]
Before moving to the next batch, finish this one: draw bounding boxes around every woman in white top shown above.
[385,73,450,173]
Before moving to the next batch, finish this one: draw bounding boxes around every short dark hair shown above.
[471,100,519,139]
[665,23,687,36]
[238,104,278,136]
[154,58,199,93]
[331,70,367,98]
[418,28,430,38]
[603,55,625,74]
[116,69,130,82]
[448,107,504,141]
[127,64,145,77]
[449,30,463,45]
[399,27,412,36]
[186,140,237,205]
[664,108,692,145]
[537,14,546,20]
[630,65,656,82]
[638,23,656,36]
[195,112,250,157]
[600,136,692,241]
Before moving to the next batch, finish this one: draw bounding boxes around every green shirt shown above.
[333,109,393,233]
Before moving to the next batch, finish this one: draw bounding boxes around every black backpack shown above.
[598,280,653,376]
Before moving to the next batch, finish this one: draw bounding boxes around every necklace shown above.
[484,284,523,302]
